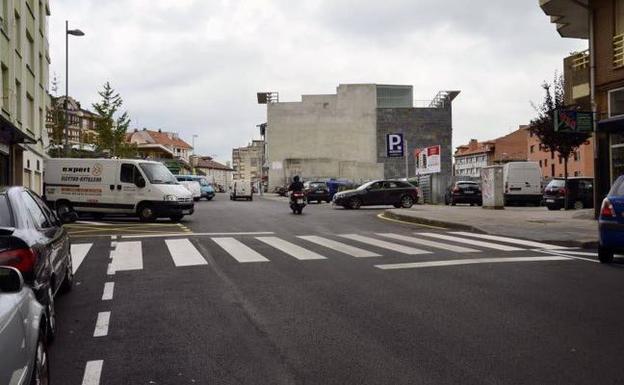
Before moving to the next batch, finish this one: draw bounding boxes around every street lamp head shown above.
[67,29,85,36]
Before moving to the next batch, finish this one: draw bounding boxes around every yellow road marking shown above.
[376,213,447,230]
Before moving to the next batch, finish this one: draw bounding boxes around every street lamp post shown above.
[64,21,85,157]
[191,135,198,175]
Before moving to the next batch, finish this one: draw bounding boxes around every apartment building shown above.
[232,140,265,183]
[47,96,98,152]
[126,128,193,174]
[0,0,51,193]
[541,0,624,202]
[527,131,594,178]
[190,155,234,190]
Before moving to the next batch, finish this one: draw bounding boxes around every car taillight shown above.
[452,187,460,193]
[600,198,615,218]
[0,248,37,273]
[557,188,567,197]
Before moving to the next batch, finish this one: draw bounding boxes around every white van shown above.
[229,180,253,201]
[502,161,543,206]
[44,158,194,222]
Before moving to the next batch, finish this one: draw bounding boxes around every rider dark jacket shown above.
[288,181,304,192]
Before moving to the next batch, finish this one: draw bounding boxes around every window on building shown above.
[609,87,624,117]
[558,156,562,165]
[26,93,34,132]
[26,30,34,70]
[574,171,580,177]
[539,160,542,167]
[1,63,8,112]
[574,151,580,161]
[551,151,554,160]
[14,11,21,54]
[530,145,535,154]
[38,53,43,81]
[0,0,7,31]
[551,164,555,177]
[39,1,45,33]
[15,80,21,123]
[616,0,624,35]
[545,159,548,167]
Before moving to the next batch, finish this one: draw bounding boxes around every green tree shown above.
[47,96,67,158]
[530,73,591,210]
[92,82,135,157]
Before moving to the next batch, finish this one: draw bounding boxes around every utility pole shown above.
[404,137,409,179]
[64,21,85,157]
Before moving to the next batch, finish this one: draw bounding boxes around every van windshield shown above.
[139,163,177,184]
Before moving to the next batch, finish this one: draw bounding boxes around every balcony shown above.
[563,50,590,109]
[614,34,624,69]
[539,0,589,39]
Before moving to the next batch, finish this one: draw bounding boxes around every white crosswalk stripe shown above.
[375,256,571,270]
[339,234,431,255]
[376,233,479,253]
[257,236,326,260]
[297,235,381,257]
[110,241,143,272]
[71,243,93,274]
[449,232,569,250]
[165,238,208,266]
[212,237,269,263]
[416,233,524,251]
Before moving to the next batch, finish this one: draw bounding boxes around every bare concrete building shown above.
[232,140,265,184]
[264,84,459,202]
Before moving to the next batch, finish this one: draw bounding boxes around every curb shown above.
[382,210,598,250]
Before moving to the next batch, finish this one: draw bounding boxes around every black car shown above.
[445,181,482,206]
[0,186,74,340]
[304,181,331,203]
[543,177,594,210]
[332,180,418,209]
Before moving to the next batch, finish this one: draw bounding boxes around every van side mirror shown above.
[136,177,146,188]
[0,267,24,293]
[60,211,79,224]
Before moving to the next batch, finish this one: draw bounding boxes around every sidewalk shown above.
[384,205,598,248]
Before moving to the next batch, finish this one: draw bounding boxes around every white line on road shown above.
[121,231,275,239]
[212,237,269,263]
[70,243,93,274]
[110,241,143,272]
[75,221,113,226]
[450,231,570,250]
[101,282,114,301]
[165,238,208,266]
[537,249,599,263]
[339,234,431,255]
[93,311,111,337]
[257,236,327,260]
[297,235,381,257]
[375,256,571,270]
[377,233,479,253]
[416,233,524,251]
[82,360,103,385]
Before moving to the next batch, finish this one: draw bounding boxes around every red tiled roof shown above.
[128,129,192,149]
[195,157,233,171]
[454,140,495,157]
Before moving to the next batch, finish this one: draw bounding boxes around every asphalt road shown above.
[49,194,624,385]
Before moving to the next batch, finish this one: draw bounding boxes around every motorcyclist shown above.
[288,175,304,193]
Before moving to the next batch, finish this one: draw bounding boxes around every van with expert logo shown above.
[44,158,194,222]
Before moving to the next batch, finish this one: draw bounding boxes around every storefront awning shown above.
[0,115,36,145]
[598,115,624,133]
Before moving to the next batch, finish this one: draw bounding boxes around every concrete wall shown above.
[266,84,382,188]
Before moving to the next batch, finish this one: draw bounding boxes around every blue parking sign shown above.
[386,133,404,157]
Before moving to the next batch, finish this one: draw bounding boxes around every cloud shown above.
[49,0,586,162]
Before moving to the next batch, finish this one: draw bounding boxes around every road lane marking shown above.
[82,360,103,385]
[450,232,570,250]
[93,311,111,337]
[376,233,479,253]
[257,237,327,260]
[541,250,596,256]
[297,235,381,257]
[102,282,114,301]
[165,238,208,266]
[538,249,599,263]
[122,231,275,239]
[110,241,143,272]
[416,233,524,251]
[70,243,93,274]
[212,237,269,263]
[375,256,571,270]
[339,234,431,255]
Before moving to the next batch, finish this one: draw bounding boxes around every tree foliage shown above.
[92,82,136,157]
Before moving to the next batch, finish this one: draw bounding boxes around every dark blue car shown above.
[598,175,624,263]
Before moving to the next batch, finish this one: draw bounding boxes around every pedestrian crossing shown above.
[71,231,583,274]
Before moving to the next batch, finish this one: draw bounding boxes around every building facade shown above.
[0,0,51,193]
[191,155,234,190]
[47,96,98,153]
[265,84,458,199]
[232,140,264,184]
[527,131,594,178]
[126,128,193,174]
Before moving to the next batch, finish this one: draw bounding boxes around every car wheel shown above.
[450,198,456,206]
[326,199,331,203]
[138,204,156,222]
[170,214,184,222]
[573,200,584,210]
[45,287,56,342]
[598,247,614,263]
[349,197,362,210]
[207,197,213,201]
[546,205,559,211]
[400,195,414,208]
[30,328,50,385]
[317,199,322,204]
[59,255,73,294]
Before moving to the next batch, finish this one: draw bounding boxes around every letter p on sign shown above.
[386,133,404,157]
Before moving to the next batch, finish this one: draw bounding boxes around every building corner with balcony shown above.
[1,0,51,194]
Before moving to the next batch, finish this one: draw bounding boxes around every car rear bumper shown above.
[451,194,482,203]
[599,221,624,250]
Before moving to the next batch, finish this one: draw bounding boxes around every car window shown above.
[28,191,58,226]
[368,181,384,190]
[395,181,412,188]
[121,163,140,184]
[21,191,51,228]
[546,179,565,188]
[609,176,624,196]
[385,181,399,188]
[0,195,13,227]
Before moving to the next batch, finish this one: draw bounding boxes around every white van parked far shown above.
[502,161,543,206]
[44,158,194,222]
[229,180,253,201]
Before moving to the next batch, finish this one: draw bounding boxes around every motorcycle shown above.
[290,191,306,214]
[276,186,288,197]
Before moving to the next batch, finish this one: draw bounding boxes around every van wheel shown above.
[138,204,156,222]
[170,214,184,222]
[598,247,614,263]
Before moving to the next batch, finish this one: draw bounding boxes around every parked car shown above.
[174,175,202,201]
[184,175,215,200]
[598,175,624,263]
[304,181,331,203]
[332,180,418,209]
[0,266,50,385]
[445,181,482,206]
[230,180,253,201]
[543,177,594,210]
[503,161,543,206]
[0,186,74,340]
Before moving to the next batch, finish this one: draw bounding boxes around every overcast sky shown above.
[49,0,586,163]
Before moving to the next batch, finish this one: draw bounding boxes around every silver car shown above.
[0,266,49,385]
